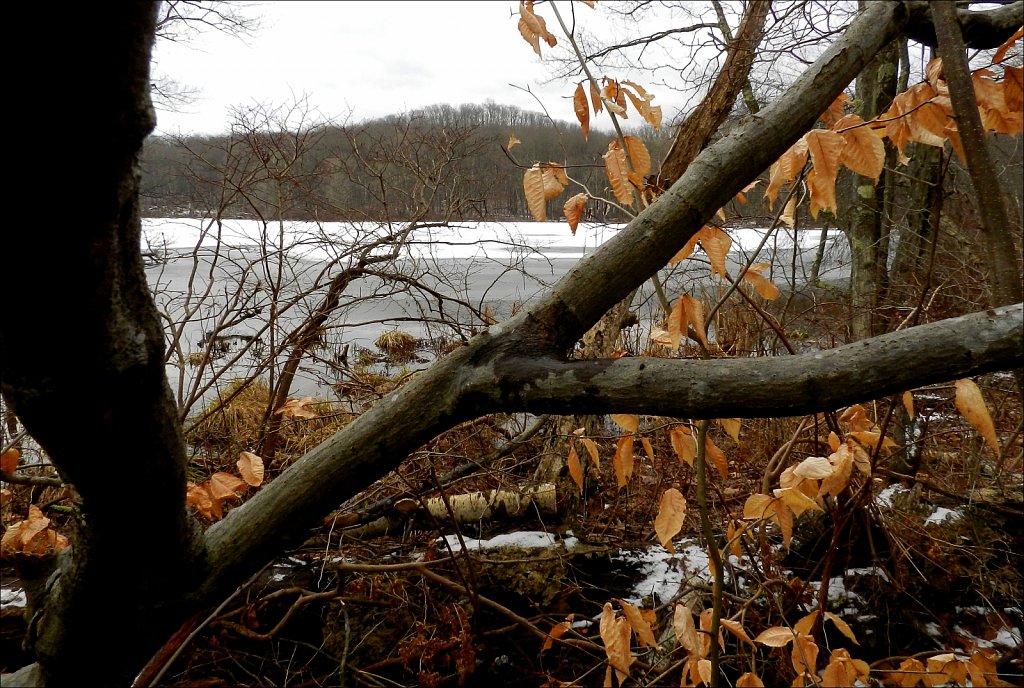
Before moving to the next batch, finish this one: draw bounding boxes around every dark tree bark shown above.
[1,2,1021,685]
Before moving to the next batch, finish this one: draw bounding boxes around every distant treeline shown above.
[140,101,691,223]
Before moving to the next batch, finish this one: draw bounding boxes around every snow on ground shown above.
[437,529,579,552]
[0,587,26,609]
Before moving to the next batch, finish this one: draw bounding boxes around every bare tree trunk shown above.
[841,10,898,340]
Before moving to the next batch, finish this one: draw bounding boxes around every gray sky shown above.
[152,1,651,136]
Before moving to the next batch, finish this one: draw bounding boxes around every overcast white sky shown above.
[152,1,670,136]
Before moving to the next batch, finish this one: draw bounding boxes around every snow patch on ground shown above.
[438,530,579,551]
[0,588,27,609]
[617,541,711,607]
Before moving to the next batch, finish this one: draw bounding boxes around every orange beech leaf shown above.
[926,57,944,87]
[622,88,651,124]
[274,396,319,419]
[567,446,584,493]
[617,599,657,647]
[599,603,634,675]
[849,430,898,453]
[774,486,822,516]
[517,1,556,56]
[955,379,1000,454]
[613,436,634,487]
[794,610,818,636]
[727,520,745,558]
[1003,64,1022,112]
[818,445,854,497]
[791,632,819,676]
[765,138,808,206]
[541,615,573,652]
[828,431,841,453]
[840,404,873,432]
[718,418,741,444]
[705,435,728,479]
[1,505,52,555]
[927,653,968,687]
[836,114,885,180]
[603,141,634,205]
[673,603,700,653]
[743,493,775,521]
[773,499,794,548]
[622,135,651,182]
[611,414,639,433]
[507,134,521,149]
[741,264,780,301]
[640,437,655,461]
[823,648,870,687]
[581,437,601,467]
[654,488,687,553]
[805,129,845,218]
[589,80,603,114]
[993,26,1023,64]
[887,658,927,687]
[186,482,216,519]
[720,618,753,644]
[601,79,627,113]
[902,391,915,419]
[208,472,246,501]
[523,164,568,221]
[698,225,732,279]
[563,193,588,235]
[237,451,265,487]
[780,195,798,228]
[573,83,590,140]
[820,92,850,128]
[793,455,834,480]
[735,672,765,687]
[0,448,20,475]
[681,294,709,347]
[668,232,700,265]
[973,69,1007,112]
[670,425,696,467]
[824,611,859,644]
[755,626,796,647]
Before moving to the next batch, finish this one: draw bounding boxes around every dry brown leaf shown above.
[840,404,873,432]
[698,226,732,279]
[705,435,729,480]
[208,472,247,501]
[668,232,700,265]
[673,603,700,653]
[754,626,796,647]
[567,446,584,494]
[654,488,687,553]
[824,611,859,644]
[617,599,657,647]
[886,658,927,687]
[590,80,603,114]
[640,437,655,462]
[774,486,822,516]
[563,193,588,235]
[735,672,766,687]
[670,425,696,467]
[820,92,850,127]
[791,632,819,676]
[603,142,634,205]
[237,451,265,487]
[955,378,1000,454]
[186,482,216,519]
[780,195,798,228]
[581,437,601,466]
[517,1,556,56]
[622,135,651,180]
[507,134,521,150]
[743,493,775,521]
[773,499,794,548]
[718,418,741,444]
[681,294,708,347]
[902,391,915,419]
[741,264,780,301]
[274,396,318,419]
[720,618,753,644]
[793,455,834,480]
[573,83,590,140]
[804,129,845,218]
[541,616,573,652]
[836,114,885,180]
[599,603,634,675]
[828,431,841,453]
[1003,64,1023,113]
[613,436,634,488]
[0,448,20,475]
[993,26,1023,64]
[611,414,639,434]
[765,138,809,206]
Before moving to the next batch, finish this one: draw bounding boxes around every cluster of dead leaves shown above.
[186,450,265,520]
[885,649,1013,687]
[1,504,69,556]
[767,27,1023,222]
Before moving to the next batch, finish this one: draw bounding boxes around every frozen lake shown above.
[141,218,852,411]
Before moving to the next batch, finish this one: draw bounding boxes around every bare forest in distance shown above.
[140,101,674,223]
